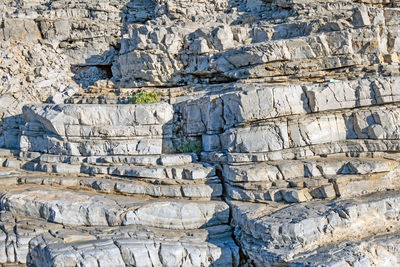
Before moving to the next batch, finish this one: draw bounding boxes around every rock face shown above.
[1,0,400,266]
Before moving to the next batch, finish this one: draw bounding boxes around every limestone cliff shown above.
[0,0,400,266]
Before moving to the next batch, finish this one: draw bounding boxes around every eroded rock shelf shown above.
[1,0,400,266]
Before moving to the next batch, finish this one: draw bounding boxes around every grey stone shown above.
[1,0,400,266]
[231,190,400,265]
[26,224,239,267]
[0,186,229,229]
[280,188,313,203]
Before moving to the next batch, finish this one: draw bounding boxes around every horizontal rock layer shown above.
[231,190,400,265]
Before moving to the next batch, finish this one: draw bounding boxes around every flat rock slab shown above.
[0,211,239,266]
[230,190,400,264]
[29,161,216,180]
[223,156,397,183]
[288,232,400,267]
[225,140,400,163]
[220,104,400,153]
[12,174,223,200]
[23,103,174,136]
[0,186,229,229]
[0,166,222,200]
[107,163,216,180]
[20,134,166,156]
[222,156,400,202]
[184,77,400,134]
[29,232,239,267]
[33,153,196,166]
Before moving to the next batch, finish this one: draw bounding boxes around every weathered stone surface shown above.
[29,234,239,267]
[231,190,400,265]
[0,186,229,229]
[1,0,400,265]
[26,223,239,267]
[225,140,400,163]
[35,153,195,166]
[0,210,238,267]
[224,157,397,182]
[27,161,216,180]
[20,134,167,156]
[180,77,400,136]
[8,175,222,200]
[285,232,400,267]
[220,105,400,153]
[19,103,175,156]
[23,103,174,135]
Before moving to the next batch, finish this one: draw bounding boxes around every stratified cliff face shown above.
[1,0,400,266]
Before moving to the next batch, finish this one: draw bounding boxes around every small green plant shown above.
[176,139,202,156]
[129,91,160,104]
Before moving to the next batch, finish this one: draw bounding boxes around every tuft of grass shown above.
[176,139,202,156]
[129,91,160,104]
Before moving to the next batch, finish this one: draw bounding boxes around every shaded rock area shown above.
[1,0,400,266]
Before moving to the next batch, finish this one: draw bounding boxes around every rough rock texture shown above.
[1,0,400,266]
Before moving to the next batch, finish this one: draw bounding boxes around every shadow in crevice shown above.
[71,0,289,91]
[71,64,114,88]
[74,0,352,91]
[70,0,159,89]
[1,114,25,149]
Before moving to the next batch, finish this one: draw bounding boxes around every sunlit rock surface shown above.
[1,0,400,266]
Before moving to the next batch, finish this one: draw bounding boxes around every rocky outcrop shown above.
[20,103,174,155]
[1,0,400,266]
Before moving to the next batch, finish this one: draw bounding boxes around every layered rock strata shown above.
[1,0,400,266]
